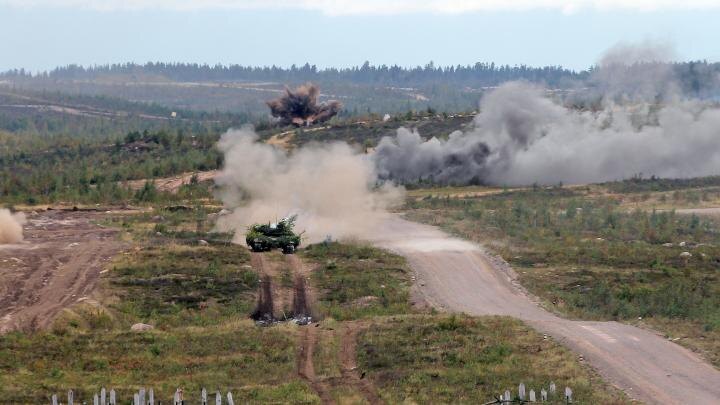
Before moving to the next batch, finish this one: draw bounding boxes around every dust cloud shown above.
[214,126,403,243]
[373,43,720,186]
[0,209,26,244]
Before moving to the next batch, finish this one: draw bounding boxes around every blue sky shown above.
[1,1,719,72]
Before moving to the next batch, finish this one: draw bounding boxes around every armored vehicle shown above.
[246,215,301,254]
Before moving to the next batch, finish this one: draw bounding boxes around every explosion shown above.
[266,83,342,127]
[373,43,720,186]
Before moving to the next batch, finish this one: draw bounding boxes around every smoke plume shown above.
[214,126,403,242]
[0,209,26,244]
[266,83,342,127]
[373,44,720,186]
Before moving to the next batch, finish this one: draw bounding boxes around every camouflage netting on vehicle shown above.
[246,215,302,254]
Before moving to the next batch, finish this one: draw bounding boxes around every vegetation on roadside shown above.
[302,242,413,320]
[359,315,627,404]
[0,324,315,403]
[406,184,720,366]
[0,210,317,403]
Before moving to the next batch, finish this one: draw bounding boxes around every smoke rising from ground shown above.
[0,209,26,244]
[214,126,403,242]
[266,83,342,127]
[374,44,720,186]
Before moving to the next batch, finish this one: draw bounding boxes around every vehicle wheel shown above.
[253,243,263,252]
[283,245,295,254]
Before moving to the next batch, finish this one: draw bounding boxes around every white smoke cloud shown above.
[0,209,26,244]
[3,0,720,14]
[214,126,403,243]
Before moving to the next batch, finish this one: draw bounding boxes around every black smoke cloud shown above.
[266,83,342,127]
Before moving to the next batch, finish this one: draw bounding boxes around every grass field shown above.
[359,315,626,404]
[301,242,413,320]
[0,204,626,403]
[405,182,720,367]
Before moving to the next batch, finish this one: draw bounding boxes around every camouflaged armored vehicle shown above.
[246,215,301,254]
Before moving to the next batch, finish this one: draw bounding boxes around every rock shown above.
[662,243,674,247]
[198,240,209,246]
[679,241,687,247]
[131,323,154,332]
[680,251,692,259]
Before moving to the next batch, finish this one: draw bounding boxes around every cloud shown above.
[2,0,720,14]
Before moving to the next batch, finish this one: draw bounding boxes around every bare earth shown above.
[369,215,720,405]
[673,207,720,216]
[0,210,124,333]
[125,170,218,193]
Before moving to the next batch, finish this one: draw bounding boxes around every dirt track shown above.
[340,323,385,405]
[673,207,720,216]
[0,210,124,333]
[369,215,720,404]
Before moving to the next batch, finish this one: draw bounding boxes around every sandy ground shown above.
[125,170,218,193]
[672,207,720,216]
[0,210,125,333]
[368,215,720,404]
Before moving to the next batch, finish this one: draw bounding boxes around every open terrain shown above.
[366,214,720,403]
[3,98,720,402]
[0,206,623,403]
[0,209,125,333]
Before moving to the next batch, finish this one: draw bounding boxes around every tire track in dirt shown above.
[341,323,385,405]
[0,210,126,333]
[297,326,336,405]
[250,253,278,320]
[251,252,314,321]
[285,254,317,319]
[288,253,382,404]
[286,253,338,403]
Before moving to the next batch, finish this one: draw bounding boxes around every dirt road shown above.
[369,215,720,404]
[0,210,124,333]
[673,207,720,216]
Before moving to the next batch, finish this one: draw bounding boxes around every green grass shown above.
[0,323,317,403]
[0,206,629,402]
[0,209,318,403]
[108,243,258,328]
[302,242,413,320]
[358,315,627,404]
[405,185,720,367]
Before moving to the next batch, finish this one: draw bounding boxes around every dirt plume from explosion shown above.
[373,43,720,186]
[267,83,342,127]
[0,209,26,244]
[214,126,403,243]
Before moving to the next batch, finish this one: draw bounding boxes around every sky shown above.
[1,1,720,72]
